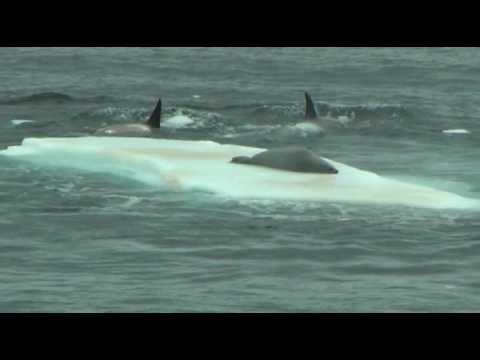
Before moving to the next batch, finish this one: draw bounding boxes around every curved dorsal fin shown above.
[305,92,319,119]
[146,98,162,128]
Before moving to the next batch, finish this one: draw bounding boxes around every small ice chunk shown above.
[442,129,470,134]
[11,119,35,126]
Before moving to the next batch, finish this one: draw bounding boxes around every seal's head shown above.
[231,156,251,164]
[320,161,339,174]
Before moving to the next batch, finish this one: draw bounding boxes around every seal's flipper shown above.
[305,92,319,119]
[146,98,162,128]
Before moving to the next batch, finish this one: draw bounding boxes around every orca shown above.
[94,98,162,137]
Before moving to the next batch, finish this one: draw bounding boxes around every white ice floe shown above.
[1,137,478,210]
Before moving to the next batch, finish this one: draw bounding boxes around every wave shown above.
[71,106,226,133]
[205,102,417,139]
[0,92,116,105]
[4,94,427,141]
[0,92,75,104]
[185,101,413,126]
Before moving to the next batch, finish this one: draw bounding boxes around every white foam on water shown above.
[1,136,478,210]
[337,115,353,126]
[291,122,324,133]
[162,115,195,129]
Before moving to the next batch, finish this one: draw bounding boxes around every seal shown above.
[230,147,338,174]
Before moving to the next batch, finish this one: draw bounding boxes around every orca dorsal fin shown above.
[146,98,162,128]
[305,92,319,119]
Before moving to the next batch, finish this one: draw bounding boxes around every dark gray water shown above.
[1,47,480,312]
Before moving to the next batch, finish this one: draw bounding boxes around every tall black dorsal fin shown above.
[146,98,162,128]
[305,92,319,119]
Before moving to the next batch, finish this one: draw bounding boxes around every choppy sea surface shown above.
[1,47,480,312]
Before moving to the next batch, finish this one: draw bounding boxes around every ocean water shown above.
[1,47,480,312]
